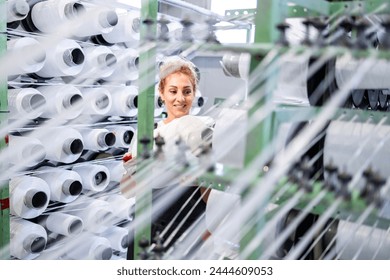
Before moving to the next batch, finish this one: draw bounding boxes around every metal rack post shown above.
[133,0,158,259]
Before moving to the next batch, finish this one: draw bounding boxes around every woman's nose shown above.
[177,92,185,101]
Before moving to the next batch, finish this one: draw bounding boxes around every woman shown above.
[122,56,211,259]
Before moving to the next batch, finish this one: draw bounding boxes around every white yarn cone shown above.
[72,163,110,192]
[10,175,50,219]
[10,218,47,260]
[35,166,83,203]
[8,88,46,119]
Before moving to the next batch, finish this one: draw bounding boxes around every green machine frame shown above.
[131,0,390,259]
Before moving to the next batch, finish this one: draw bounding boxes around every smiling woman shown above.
[121,56,213,259]
[123,56,200,158]
[158,56,197,123]
[121,56,207,173]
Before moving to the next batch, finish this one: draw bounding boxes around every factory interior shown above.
[1,0,390,260]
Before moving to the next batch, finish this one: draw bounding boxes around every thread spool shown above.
[7,37,46,80]
[7,0,30,23]
[154,91,164,117]
[79,87,112,116]
[71,5,118,38]
[42,212,83,236]
[190,90,205,115]
[10,175,50,219]
[105,125,135,149]
[25,0,86,33]
[72,163,110,192]
[205,189,240,259]
[220,52,250,80]
[105,85,138,117]
[99,11,140,46]
[10,218,47,260]
[34,126,84,164]
[37,85,84,120]
[103,48,139,83]
[100,226,130,253]
[33,39,85,79]
[65,45,117,83]
[100,193,135,222]
[212,108,248,169]
[335,55,390,89]
[64,197,114,233]
[65,233,112,260]
[8,88,46,119]
[35,166,83,203]
[335,219,390,259]
[76,128,116,151]
[99,159,126,183]
[271,53,310,105]
[324,120,390,189]
[8,134,46,168]
[156,21,183,43]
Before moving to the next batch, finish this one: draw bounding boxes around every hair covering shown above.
[158,56,199,91]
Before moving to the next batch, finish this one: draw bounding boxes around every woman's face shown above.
[160,72,195,122]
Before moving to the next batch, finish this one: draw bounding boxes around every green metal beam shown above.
[0,0,9,260]
[226,1,390,30]
[225,6,320,19]
[238,0,285,260]
[285,0,330,16]
[134,0,158,260]
[329,0,390,15]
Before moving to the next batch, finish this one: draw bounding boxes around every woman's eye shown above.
[169,91,177,94]
[184,90,192,95]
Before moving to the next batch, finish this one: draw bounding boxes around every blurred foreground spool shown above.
[37,85,84,120]
[100,193,135,222]
[103,48,139,83]
[8,135,46,168]
[79,87,112,116]
[220,52,250,80]
[7,37,46,80]
[71,5,118,38]
[324,120,390,187]
[64,197,114,233]
[100,226,130,253]
[335,56,390,90]
[64,233,112,260]
[8,88,46,120]
[10,218,47,260]
[7,0,30,24]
